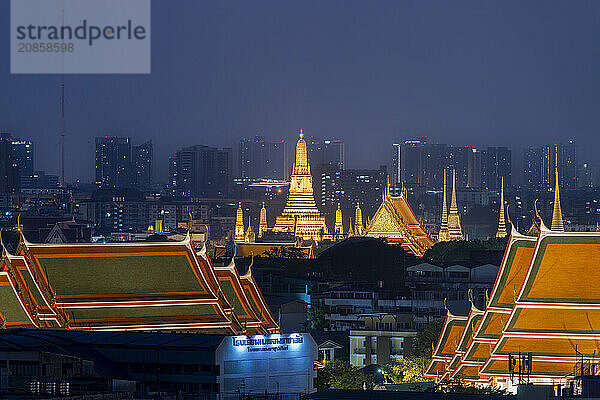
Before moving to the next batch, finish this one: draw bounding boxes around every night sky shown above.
[2,0,600,183]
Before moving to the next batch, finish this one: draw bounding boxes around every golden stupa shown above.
[272,130,328,241]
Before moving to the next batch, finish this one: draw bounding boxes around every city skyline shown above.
[2,1,600,182]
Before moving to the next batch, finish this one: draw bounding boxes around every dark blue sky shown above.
[2,0,600,183]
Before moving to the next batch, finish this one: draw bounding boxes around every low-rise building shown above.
[349,314,416,367]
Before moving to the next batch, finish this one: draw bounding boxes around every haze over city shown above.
[2,0,600,183]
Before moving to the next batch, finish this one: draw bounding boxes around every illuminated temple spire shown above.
[354,203,363,236]
[272,130,328,241]
[438,169,450,242]
[447,169,464,240]
[234,202,245,243]
[335,203,344,238]
[245,216,255,243]
[551,165,564,232]
[496,176,507,238]
[259,202,267,238]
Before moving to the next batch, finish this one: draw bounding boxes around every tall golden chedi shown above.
[496,176,507,238]
[551,165,564,232]
[258,202,268,238]
[273,130,328,241]
[234,202,245,243]
[438,169,450,241]
[334,203,344,239]
[354,203,364,236]
[447,169,464,240]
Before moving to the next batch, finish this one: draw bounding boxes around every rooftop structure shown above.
[0,227,279,334]
[363,183,434,256]
[426,198,600,391]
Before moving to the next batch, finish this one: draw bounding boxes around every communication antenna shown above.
[60,0,66,187]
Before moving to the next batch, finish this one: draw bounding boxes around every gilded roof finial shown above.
[0,229,5,258]
[534,198,549,232]
[299,129,303,139]
[551,164,564,232]
[496,176,507,238]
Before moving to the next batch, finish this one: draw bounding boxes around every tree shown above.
[305,305,329,331]
[382,356,432,384]
[263,245,308,259]
[315,360,373,391]
[413,319,444,358]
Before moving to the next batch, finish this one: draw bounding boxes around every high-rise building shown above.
[561,140,578,190]
[523,146,543,189]
[307,137,345,171]
[391,138,426,187]
[171,145,232,197]
[11,139,34,180]
[524,141,578,189]
[579,162,594,188]
[133,140,153,189]
[481,147,511,190]
[467,147,482,188]
[239,135,288,180]
[95,137,133,188]
[313,165,387,219]
[0,134,19,194]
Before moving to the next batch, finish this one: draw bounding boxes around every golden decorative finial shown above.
[0,229,5,257]
[17,213,21,231]
[444,297,447,310]
[496,176,507,238]
[468,289,473,304]
[551,165,564,232]
[299,129,303,139]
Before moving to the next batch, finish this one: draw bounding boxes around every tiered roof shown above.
[425,303,469,381]
[364,187,434,256]
[427,219,600,383]
[0,230,279,334]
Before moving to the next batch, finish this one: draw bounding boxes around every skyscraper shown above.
[307,137,345,170]
[11,138,33,181]
[523,146,543,189]
[133,140,153,189]
[95,137,134,188]
[239,135,288,180]
[524,141,578,189]
[481,147,511,190]
[171,145,232,197]
[0,134,19,194]
[391,138,426,187]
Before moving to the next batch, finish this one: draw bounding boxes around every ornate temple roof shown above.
[0,230,279,334]
[425,301,469,380]
[428,223,600,382]
[364,186,434,256]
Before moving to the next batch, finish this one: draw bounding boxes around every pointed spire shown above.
[335,203,343,238]
[245,216,255,243]
[496,177,507,238]
[438,169,449,242]
[234,202,245,243]
[348,218,354,237]
[447,169,464,240]
[354,203,363,236]
[551,166,564,232]
[450,169,458,214]
[259,202,267,238]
